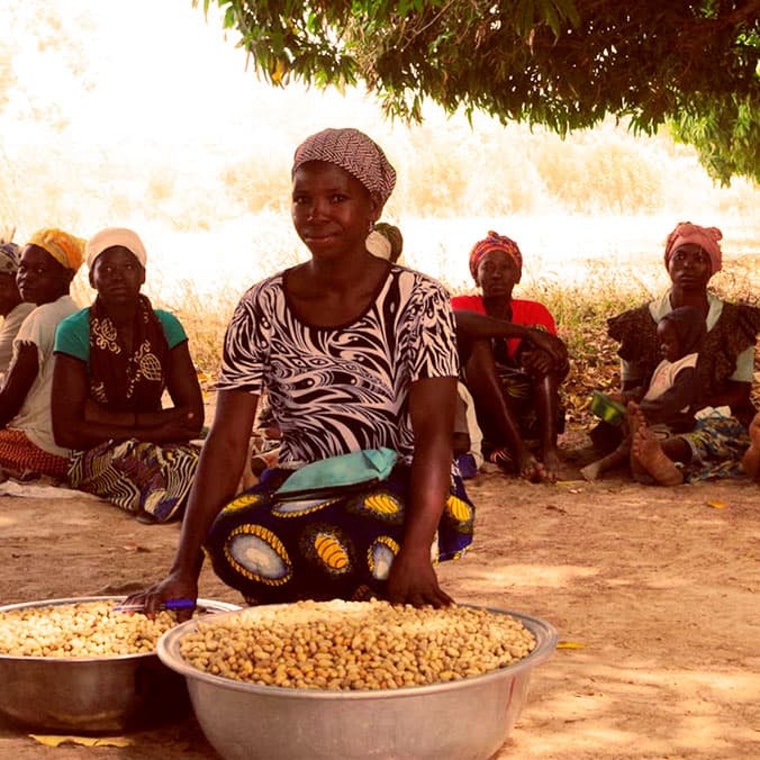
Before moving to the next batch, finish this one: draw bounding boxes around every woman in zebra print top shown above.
[126,127,474,611]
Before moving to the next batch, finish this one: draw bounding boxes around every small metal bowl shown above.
[0,596,241,733]
[158,604,557,760]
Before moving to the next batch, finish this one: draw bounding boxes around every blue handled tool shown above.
[112,598,196,613]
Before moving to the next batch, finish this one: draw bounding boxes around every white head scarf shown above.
[86,228,148,269]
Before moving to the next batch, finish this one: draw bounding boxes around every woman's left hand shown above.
[136,409,201,443]
[520,347,555,375]
[385,548,453,608]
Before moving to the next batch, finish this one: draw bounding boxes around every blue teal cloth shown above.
[54,307,187,363]
[276,448,398,497]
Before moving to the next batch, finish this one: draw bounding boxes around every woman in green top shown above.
[52,227,204,523]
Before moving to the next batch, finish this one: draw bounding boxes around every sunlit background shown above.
[2,0,759,308]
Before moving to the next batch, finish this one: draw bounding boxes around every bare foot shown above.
[631,423,684,486]
[517,451,547,483]
[741,412,760,481]
[542,447,563,483]
[580,460,602,482]
[491,446,549,483]
[627,402,650,481]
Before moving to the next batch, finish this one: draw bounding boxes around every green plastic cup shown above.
[589,391,627,426]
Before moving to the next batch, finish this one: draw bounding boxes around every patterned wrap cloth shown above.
[468,230,523,283]
[27,228,85,271]
[206,464,474,605]
[87,294,168,412]
[292,127,396,204]
[0,429,70,480]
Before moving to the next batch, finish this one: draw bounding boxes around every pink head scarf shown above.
[469,230,523,283]
[664,222,723,275]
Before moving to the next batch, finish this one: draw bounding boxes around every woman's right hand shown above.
[122,571,199,620]
[386,547,453,608]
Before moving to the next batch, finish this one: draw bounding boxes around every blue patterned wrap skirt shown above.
[204,464,475,605]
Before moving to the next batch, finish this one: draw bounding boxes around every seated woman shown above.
[581,305,705,481]
[0,240,35,380]
[51,228,204,522]
[451,231,569,482]
[0,228,85,481]
[125,127,474,611]
[608,221,760,486]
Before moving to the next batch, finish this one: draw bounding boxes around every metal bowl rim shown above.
[0,596,242,663]
[157,603,558,701]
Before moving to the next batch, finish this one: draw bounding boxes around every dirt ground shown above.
[1,431,759,760]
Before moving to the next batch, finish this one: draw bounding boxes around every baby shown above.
[582,305,705,481]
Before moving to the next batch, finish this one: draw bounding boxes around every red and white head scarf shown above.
[469,230,523,283]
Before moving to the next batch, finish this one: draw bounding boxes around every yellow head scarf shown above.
[27,228,85,271]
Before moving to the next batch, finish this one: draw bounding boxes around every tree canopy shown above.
[197,0,760,185]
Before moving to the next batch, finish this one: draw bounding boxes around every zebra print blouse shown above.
[217,266,459,465]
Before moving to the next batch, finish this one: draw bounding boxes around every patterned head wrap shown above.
[86,227,148,269]
[27,228,85,271]
[292,128,396,205]
[664,222,722,275]
[469,230,523,283]
[0,241,21,275]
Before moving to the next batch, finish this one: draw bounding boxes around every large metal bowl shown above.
[158,604,557,760]
[0,596,241,733]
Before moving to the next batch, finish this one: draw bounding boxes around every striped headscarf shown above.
[27,228,85,271]
[469,230,523,283]
[664,222,722,275]
[292,127,396,205]
[0,241,21,275]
